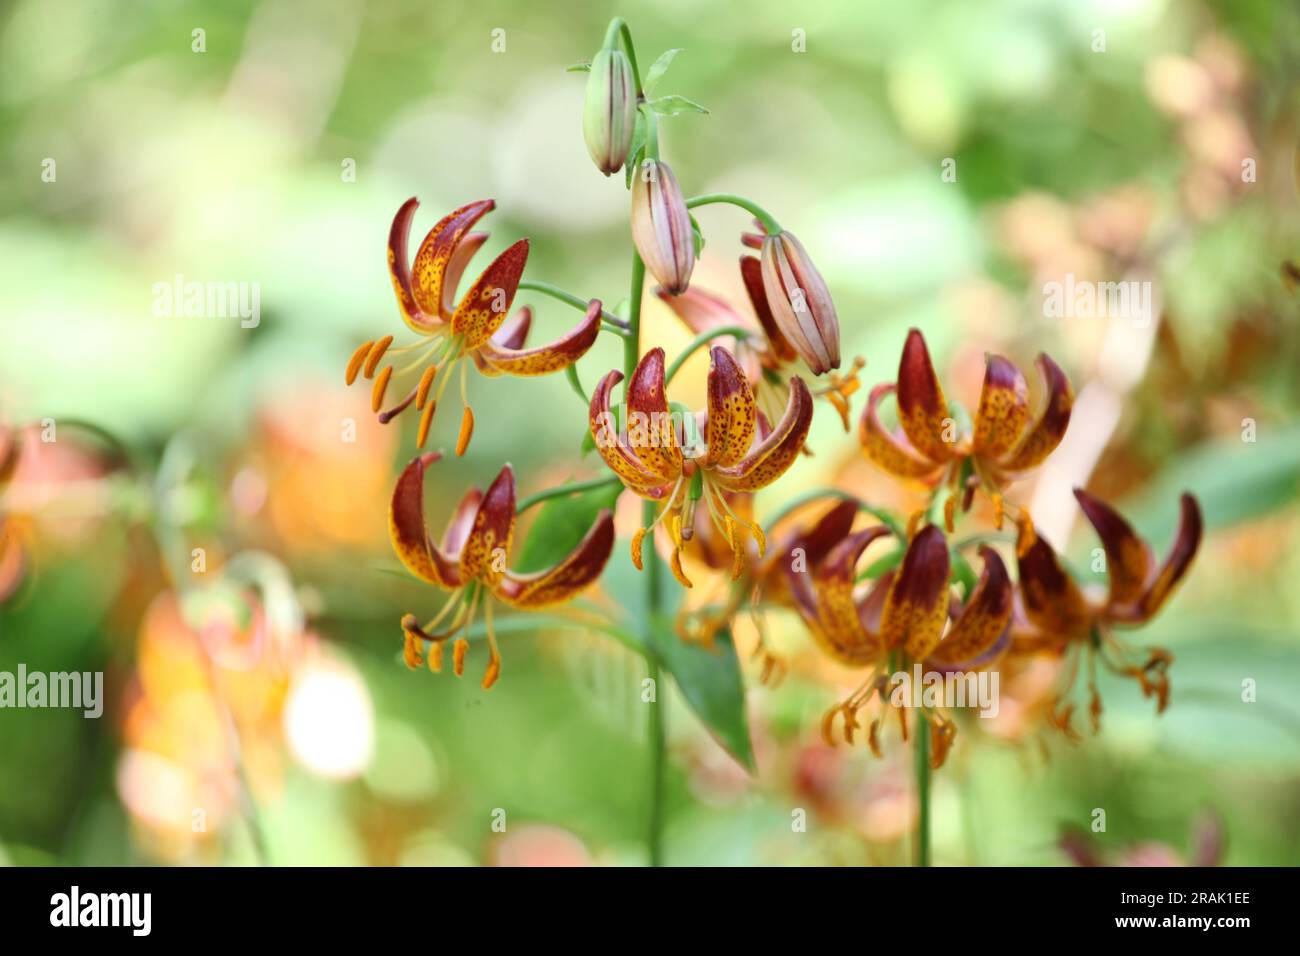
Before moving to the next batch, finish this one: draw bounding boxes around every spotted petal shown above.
[1016,534,1091,643]
[458,465,517,584]
[881,525,951,661]
[411,199,495,319]
[788,527,892,666]
[896,329,956,465]
[1073,488,1154,610]
[972,354,1030,460]
[388,198,441,332]
[860,383,944,480]
[495,510,616,608]
[625,348,684,484]
[450,238,530,349]
[476,299,601,377]
[705,347,758,468]
[996,353,1073,473]
[389,452,461,589]
[712,377,812,491]
[589,369,674,495]
[927,546,1012,669]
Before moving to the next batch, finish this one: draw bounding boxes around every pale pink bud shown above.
[758,231,840,375]
[630,159,695,295]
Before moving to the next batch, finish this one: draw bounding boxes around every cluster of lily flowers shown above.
[343,29,1202,768]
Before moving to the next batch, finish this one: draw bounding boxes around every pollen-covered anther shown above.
[1015,508,1037,558]
[417,400,437,448]
[364,335,394,378]
[867,718,884,758]
[456,406,475,456]
[943,495,957,534]
[427,641,444,673]
[416,365,437,410]
[402,630,423,669]
[452,638,468,676]
[928,717,957,769]
[346,340,374,385]
[371,365,393,413]
[991,492,1006,531]
[630,527,647,571]
[670,548,693,588]
[482,656,501,690]
[724,516,744,581]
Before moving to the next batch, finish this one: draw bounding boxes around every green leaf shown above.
[650,94,709,116]
[650,622,756,772]
[643,48,682,94]
[566,60,591,72]
[601,547,755,772]
[513,482,622,574]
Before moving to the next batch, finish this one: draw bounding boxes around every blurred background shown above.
[1,0,1298,866]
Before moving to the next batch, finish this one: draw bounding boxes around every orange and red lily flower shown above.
[787,521,1014,767]
[389,452,615,689]
[1013,488,1203,734]
[589,345,813,587]
[861,328,1074,530]
[347,198,602,455]
[658,254,863,430]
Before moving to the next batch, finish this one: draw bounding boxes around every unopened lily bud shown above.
[582,48,637,176]
[759,231,840,375]
[631,159,695,294]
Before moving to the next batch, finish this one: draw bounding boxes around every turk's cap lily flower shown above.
[1014,488,1202,731]
[347,198,601,456]
[589,345,812,587]
[787,523,1013,765]
[389,451,615,689]
[631,159,695,295]
[861,328,1073,527]
[582,46,637,176]
[755,230,840,376]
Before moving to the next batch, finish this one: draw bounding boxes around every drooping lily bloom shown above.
[787,523,1014,767]
[861,328,1074,530]
[589,345,812,587]
[677,496,859,684]
[658,255,864,430]
[389,452,616,689]
[1014,488,1202,735]
[347,198,602,455]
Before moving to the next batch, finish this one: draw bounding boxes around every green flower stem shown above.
[516,280,630,335]
[915,713,932,867]
[515,475,621,514]
[639,101,660,162]
[685,193,781,234]
[664,325,755,385]
[604,17,643,94]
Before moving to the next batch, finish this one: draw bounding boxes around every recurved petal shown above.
[788,527,892,666]
[442,487,483,557]
[1073,488,1154,610]
[712,376,812,491]
[477,299,601,377]
[860,383,944,480]
[409,199,495,318]
[997,353,1073,473]
[1016,534,1092,641]
[882,525,951,661]
[625,348,683,483]
[492,307,532,351]
[458,465,517,583]
[896,328,956,464]
[972,354,1030,460]
[439,231,490,317]
[450,238,530,349]
[704,346,758,468]
[388,198,442,332]
[656,284,751,337]
[740,255,798,364]
[589,369,671,493]
[800,498,861,568]
[495,510,616,608]
[1131,493,1202,622]
[927,546,1013,668]
[389,452,461,589]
